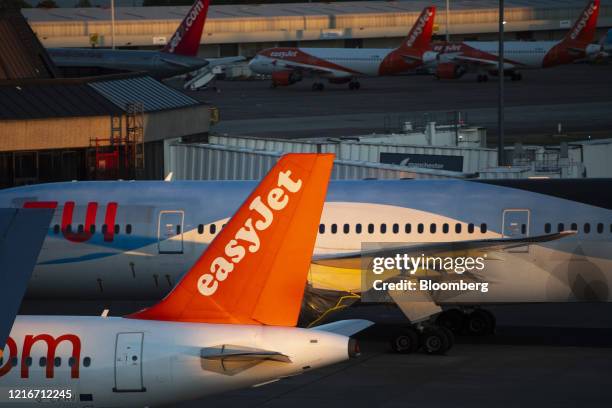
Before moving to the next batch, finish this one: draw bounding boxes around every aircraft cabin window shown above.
[545,223,551,233]
[198,224,204,234]
[176,225,181,235]
[54,357,61,367]
[126,224,132,234]
[455,223,462,233]
[468,223,474,234]
[356,224,362,234]
[480,223,487,233]
[343,224,350,234]
[405,223,411,233]
[78,224,84,233]
[90,225,95,234]
[558,223,564,232]
[380,224,387,234]
[521,224,526,234]
[417,223,424,234]
[597,223,603,233]
[368,224,374,234]
[11,357,17,367]
[430,224,436,234]
[210,224,217,234]
[102,225,108,234]
[69,357,76,367]
[65,224,72,233]
[39,357,47,367]
[319,224,325,234]
[53,224,60,234]
[331,224,338,234]
[392,223,399,234]
[83,357,91,367]
[571,223,578,231]
[584,223,591,234]
[443,223,449,234]
[114,224,120,234]
[25,357,32,367]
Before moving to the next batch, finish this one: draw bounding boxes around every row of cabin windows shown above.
[0,356,92,368]
[197,224,227,235]
[52,224,132,235]
[544,222,612,234]
[318,223,488,235]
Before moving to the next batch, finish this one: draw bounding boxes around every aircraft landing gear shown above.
[348,81,361,90]
[311,82,324,91]
[477,74,489,82]
[436,308,496,336]
[390,324,454,355]
[511,72,523,81]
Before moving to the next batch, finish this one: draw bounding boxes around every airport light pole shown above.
[497,0,505,165]
[446,0,450,42]
[111,0,116,49]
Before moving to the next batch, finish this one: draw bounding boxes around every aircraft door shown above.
[502,209,530,253]
[114,332,145,392]
[157,210,184,254]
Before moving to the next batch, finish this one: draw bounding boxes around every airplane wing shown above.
[206,56,246,67]
[452,54,518,70]
[159,56,209,69]
[312,231,577,270]
[0,207,53,357]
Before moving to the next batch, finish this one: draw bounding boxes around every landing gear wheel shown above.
[311,82,324,91]
[349,81,361,90]
[390,327,419,354]
[438,326,455,352]
[477,74,489,83]
[466,309,496,336]
[436,309,466,334]
[420,326,450,355]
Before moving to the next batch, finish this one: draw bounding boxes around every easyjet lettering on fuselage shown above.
[269,50,298,59]
[197,170,303,296]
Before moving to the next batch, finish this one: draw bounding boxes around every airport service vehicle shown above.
[429,0,601,82]
[2,178,612,355]
[47,0,242,79]
[248,7,437,90]
[0,154,372,407]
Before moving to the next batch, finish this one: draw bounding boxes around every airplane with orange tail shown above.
[0,154,372,407]
[248,6,437,90]
[429,0,601,82]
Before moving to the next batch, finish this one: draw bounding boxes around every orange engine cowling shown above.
[435,63,465,79]
[271,71,301,86]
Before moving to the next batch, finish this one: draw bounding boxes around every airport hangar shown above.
[23,0,612,59]
[0,9,210,188]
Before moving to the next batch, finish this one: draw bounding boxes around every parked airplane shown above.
[429,0,601,82]
[0,154,373,406]
[248,6,437,90]
[47,0,243,79]
[2,178,611,355]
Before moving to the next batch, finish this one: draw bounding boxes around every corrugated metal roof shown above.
[0,10,59,80]
[0,81,122,120]
[88,76,200,112]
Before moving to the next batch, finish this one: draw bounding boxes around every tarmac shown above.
[188,63,612,144]
[173,303,612,408]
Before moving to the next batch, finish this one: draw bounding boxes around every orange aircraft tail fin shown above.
[563,0,599,44]
[128,154,334,326]
[398,6,436,52]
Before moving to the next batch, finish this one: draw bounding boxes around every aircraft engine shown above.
[271,70,301,86]
[421,51,439,65]
[435,62,466,79]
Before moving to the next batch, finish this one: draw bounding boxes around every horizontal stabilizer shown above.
[312,319,374,336]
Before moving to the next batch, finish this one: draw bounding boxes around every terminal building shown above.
[22,0,612,58]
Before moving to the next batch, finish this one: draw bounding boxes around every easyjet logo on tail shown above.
[405,9,434,48]
[570,2,598,40]
[166,0,205,53]
[197,170,303,296]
